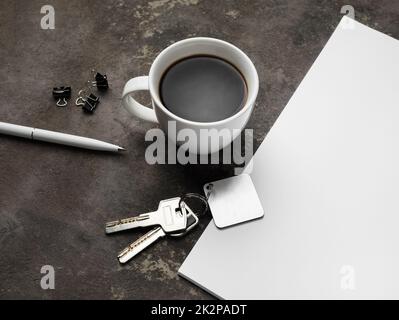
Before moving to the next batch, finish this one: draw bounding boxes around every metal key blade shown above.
[117,227,166,263]
[105,213,153,234]
[106,197,186,234]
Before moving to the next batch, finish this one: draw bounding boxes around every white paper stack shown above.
[179,17,399,299]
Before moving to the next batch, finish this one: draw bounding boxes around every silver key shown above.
[117,204,197,263]
[118,226,166,263]
[105,197,187,234]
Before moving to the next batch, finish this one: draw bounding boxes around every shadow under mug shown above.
[122,37,259,155]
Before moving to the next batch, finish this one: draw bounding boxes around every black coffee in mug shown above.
[160,55,247,122]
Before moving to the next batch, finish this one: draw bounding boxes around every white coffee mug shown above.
[122,37,259,155]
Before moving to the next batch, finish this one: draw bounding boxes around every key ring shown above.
[179,192,210,218]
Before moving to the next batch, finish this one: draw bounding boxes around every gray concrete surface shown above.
[0,0,398,299]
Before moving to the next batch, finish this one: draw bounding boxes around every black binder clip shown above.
[89,70,108,92]
[75,90,100,113]
[53,86,71,107]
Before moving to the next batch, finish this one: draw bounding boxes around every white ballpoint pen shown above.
[0,121,126,153]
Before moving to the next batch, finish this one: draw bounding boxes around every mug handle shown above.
[121,76,159,123]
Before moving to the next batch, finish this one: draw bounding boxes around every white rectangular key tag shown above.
[204,174,264,228]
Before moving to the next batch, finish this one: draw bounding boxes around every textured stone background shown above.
[0,0,398,299]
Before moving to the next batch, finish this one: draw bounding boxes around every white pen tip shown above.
[118,147,126,152]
